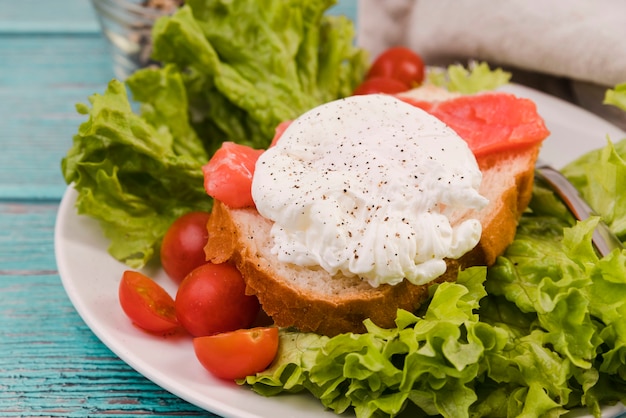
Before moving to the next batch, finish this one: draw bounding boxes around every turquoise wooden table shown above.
[0,0,209,416]
[0,1,356,416]
[3,1,625,417]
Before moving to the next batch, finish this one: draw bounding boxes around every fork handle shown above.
[535,165,624,257]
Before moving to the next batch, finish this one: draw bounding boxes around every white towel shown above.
[357,0,626,87]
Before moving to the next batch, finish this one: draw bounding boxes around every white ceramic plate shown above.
[55,84,626,418]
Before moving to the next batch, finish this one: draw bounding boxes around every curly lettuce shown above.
[427,61,511,94]
[243,140,626,417]
[244,267,497,417]
[62,0,367,267]
[150,0,367,155]
[61,72,211,268]
[604,82,626,112]
[561,139,626,240]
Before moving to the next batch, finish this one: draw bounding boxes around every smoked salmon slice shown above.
[203,91,549,208]
[202,142,264,209]
[400,92,549,157]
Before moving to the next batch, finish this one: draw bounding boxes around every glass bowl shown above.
[91,0,181,79]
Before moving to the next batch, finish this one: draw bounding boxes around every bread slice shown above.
[205,89,544,337]
[205,144,538,336]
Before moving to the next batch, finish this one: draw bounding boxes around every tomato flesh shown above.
[175,262,260,337]
[353,77,409,95]
[202,142,264,208]
[193,327,279,380]
[366,46,425,89]
[160,211,211,283]
[118,270,179,334]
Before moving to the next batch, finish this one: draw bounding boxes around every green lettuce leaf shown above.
[62,0,367,267]
[245,268,571,418]
[487,215,603,370]
[604,82,626,112]
[483,147,626,414]
[244,141,626,417]
[150,0,367,154]
[483,218,626,415]
[561,140,626,240]
[61,76,212,268]
[428,62,511,94]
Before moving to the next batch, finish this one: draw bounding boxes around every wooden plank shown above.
[0,0,356,33]
[0,0,358,200]
[0,34,113,200]
[0,202,211,416]
[0,3,358,414]
[0,0,100,33]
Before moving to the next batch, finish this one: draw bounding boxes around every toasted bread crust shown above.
[205,80,544,335]
[474,146,540,265]
[207,200,468,335]
[205,141,539,336]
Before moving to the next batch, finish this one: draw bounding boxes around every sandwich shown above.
[203,86,550,336]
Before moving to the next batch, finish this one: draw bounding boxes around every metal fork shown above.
[534,161,624,257]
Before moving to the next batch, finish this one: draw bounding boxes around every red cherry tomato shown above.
[193,327,279,380]
[175,262,260,337]
[366,46,425,89]
[353,77,408,95]
[160,211,211,282]
[118,270,179,334]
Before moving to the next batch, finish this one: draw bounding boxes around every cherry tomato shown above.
[118,270,179,334]
[175,262,260,337]
[193,327,279,380]
[352,77,408,95]
[160,211,211,283]
[366,46,425,89]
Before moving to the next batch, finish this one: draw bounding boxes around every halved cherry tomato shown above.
[175,262,260,337]
[366,46,425,89]
[353,76,408,95]
[118,270,179,334]
[193,327,279,380]
[160,211,211,283]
